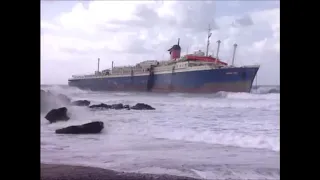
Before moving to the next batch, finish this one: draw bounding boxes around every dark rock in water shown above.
[89,103,131,110]
[89,103,153,110]
[55,121,104,134]
[89,103,111,109]
[71,100,91,106]
[45,107,70,123]
[131,103,155,110]
[268,89,280,93]
[111,103,123,110]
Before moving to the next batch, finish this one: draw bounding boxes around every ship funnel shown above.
[168,38,181,60]
[232,43,238,66]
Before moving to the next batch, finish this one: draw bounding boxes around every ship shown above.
[68,26,260,93]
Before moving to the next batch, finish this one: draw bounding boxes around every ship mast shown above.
[231,43,238,66]
[216,40,221,61]
[97,58,100,72]
[205,24,212,57]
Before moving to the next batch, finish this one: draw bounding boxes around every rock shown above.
[89,103,153,110]
[131,103,155,110]
[268,89,280,94]
[45,107,70,123]
[110,103,123,109]
[89,103,111,109]
[55,121,104,134]
[89,103,131,110]
[71,100,91,106]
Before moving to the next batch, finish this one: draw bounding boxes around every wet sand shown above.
[41,163,200,180]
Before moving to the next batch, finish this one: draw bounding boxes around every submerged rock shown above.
[55,121,104,134]
[111,103,124,109]
[45,107,70,123]
[89,103,111,109]
[88,103,154,110]
[131,103,155,110]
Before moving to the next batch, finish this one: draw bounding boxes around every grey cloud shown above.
[98,2,218,34]
[232,15,254,27]
[125,39,150,54]
[176,1,219,32]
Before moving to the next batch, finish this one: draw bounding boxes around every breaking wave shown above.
[41,85,279,152]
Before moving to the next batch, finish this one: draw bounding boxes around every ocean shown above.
[40,85,280,180]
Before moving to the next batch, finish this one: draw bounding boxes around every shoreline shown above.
[41,163,200,180]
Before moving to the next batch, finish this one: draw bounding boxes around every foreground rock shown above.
[71,100,91,106]
[55,121,104,134]
[131,103,155,110]
[45,107,70,123]
[41,163,200,180]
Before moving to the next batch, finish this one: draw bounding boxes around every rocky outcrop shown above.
[89,103,127,110]
[131,103,155,110]
[71,100,91,106]
[45,107,70,123]
[89,103,154,110]
[89,103,111,109]
[55,121,104,134]
[111,103,124,109]
[268,89,280,94]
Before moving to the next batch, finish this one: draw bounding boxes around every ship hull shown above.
[68,67,259,93]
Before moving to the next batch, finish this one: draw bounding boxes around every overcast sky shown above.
[41,0,279,85]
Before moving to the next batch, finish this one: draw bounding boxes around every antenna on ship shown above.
[232,43,238,66]
[205,24,212,57]
[97,58,100,72]
[216,40,221,62]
